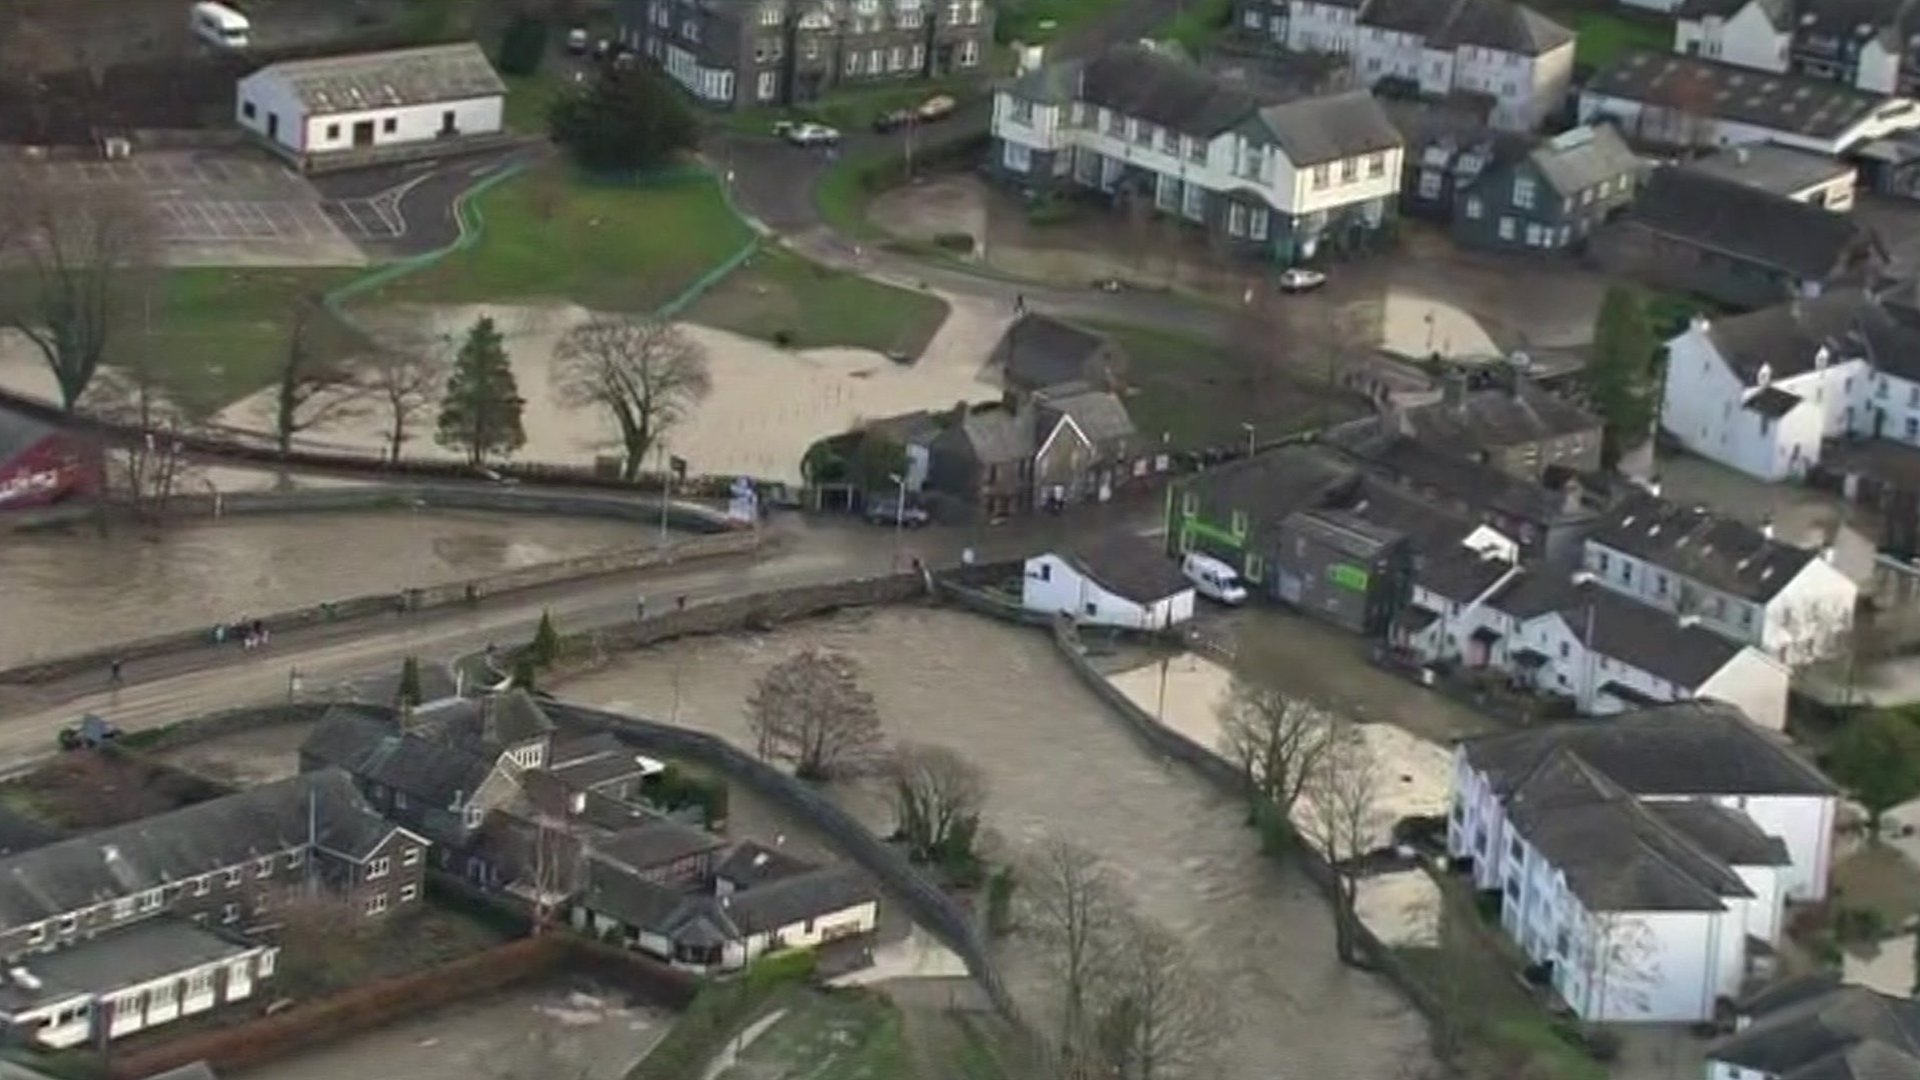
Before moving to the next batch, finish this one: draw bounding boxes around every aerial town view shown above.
[14,0,1920,1076]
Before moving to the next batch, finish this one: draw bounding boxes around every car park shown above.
[784,122,841,147]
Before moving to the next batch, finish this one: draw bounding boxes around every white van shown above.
[190,2,251,49]
[1181,552,1248,605]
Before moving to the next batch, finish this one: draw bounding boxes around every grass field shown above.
[376,162,756,312]
[996,0,1124,42]
[1567,10,1667,67]
[713,990,1019,1080]
[686,247,950,355]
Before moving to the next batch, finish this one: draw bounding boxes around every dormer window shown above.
[464,805,483,829]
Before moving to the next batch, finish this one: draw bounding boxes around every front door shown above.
[352,120,375,146]
[440,110,458,136]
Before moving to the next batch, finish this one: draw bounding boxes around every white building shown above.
[989,45,1404,264]
[1673,0,1790,71]
[1315,0,1577,132]
[1449,705,1840,1022]
[1580,51,1920,156]
[1581,494,1859,666]
[236,42,506,171]
[1023,535,1196,630]
[1398,552,1791,728]
[1706,976,1920,1079]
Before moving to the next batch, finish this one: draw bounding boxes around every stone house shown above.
[1452,124,1642,254]
[1394,375,1603,480]
[925,389,1145,517]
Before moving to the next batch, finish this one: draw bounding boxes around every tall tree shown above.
[83,356,198,521]
[746,648,885,780]
[275,297,369,455]
[1296,721,1385,967]
[1829,709,1920,833]
[1021,839,1126,1077]
[0,178,155,411]
[887,742,987,864]
[1096,914,1225,1080]
[547,66,698,173]
[1585,285,1659,467]
[436,316,526,466]
[1216,679,1337,826]
[364,334,450,463]
[552,315,711,481]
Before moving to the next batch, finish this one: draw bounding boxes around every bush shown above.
[932,231,975,254]
[496,13,548,76]
[1550,1021,1622,1063]
[985,866,1016,937]
[529,610,561,668]
[649,765,731,827]
[549,66,698,173]
[1026,197,1077,226]
[1835,905,1888,944]
[772,329,796,348]
[630,949,816,1080]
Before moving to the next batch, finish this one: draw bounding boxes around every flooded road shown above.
[0,511,657,667]
[558,607,1434,1080]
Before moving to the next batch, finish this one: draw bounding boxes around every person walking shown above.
[108,659,123,686]
[1014,293,1026,315]
[636,594,647,622]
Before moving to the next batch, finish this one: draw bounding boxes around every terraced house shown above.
[615,0,991,109]
[1233,0,1576,131]
[990,45,1405,263]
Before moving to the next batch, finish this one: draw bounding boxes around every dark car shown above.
[865,496,930,527]
[872,108,914,133]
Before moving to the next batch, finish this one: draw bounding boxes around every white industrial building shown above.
[236,42,506,171]
[1449,705,1839,1022]
[1022,535,1196,630]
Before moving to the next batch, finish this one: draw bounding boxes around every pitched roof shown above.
[722,864,876,935]
[714,841,813,889]
[325,662,463,710]
[1417,548,1517,603]
[0,770,402,927]
[301,707,495,810]
[1588,491,1821,602]
[1644,800,1791,867]
[1037,388,1136,444]
[1432,0,1573,54]
[1176,444,1360,544]
[1074,45,1259,136]
[1585,51,1896,142]
[1058,532,1192,604]
[1461,701,1838,798]
[1746,385,1804,418]
[1700,289,1866,383]
[1349,433,1590,524]
[951,402,1034,464]
[1401,380,1599,455]
[1527,124,1640,196]
[593,820,725,873]
[1006,56,1087,105]
[1631,167,1871,281]
[1484,569,1748,686]
[995,314,1114,392]
[1338,476,1477,553]
[1675,0,1791,28]
[0,918,254,1013]
[1712,984,1920,1079]
[1684,143,1856,199]
[1254,90,1404,167]
[408,690,554,753]
[254,42,507,115]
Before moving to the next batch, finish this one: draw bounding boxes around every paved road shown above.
[310,141,549,257]
[0,501,1160,771]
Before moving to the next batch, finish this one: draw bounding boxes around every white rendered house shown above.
[1449,706,1839,1022]
[1022,536,1196,630]
[1673,0,1790,73]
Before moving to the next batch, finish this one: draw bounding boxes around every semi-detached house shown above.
[1449,706,1840,1022]
[989,45,1404,264]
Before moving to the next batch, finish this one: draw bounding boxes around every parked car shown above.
[59,713,120,751]
[784,122,841,147]
[872,108,914,133]
[1278,267,1327,293]
[916,94,957,122]
[865,496,930,527]
[566,27,590,54]
[1181,552,1247,604]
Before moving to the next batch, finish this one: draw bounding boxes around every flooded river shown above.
[558,607,1434,1080]
[0,510,657,667]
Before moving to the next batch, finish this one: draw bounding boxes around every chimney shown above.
[1760,516,1774,540]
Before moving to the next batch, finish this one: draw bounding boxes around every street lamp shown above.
[1241,421,1256,459]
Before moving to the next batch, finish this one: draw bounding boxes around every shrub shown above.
[1835,905,1888,944]
[932,231,975,254]
[496,13,548,76]
[529,610,560,668]
[985,866,1016,937]
[773,329,796,348]
[1026,197,1077,226]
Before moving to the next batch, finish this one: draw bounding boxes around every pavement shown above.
[0,500,1160,770]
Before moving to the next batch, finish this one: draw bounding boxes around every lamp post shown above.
[889,471,907,569]
[1241,421,1256,458]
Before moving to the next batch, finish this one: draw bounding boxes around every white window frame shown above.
[400,884,420,902]
[365,892,389,916]
[1181,182,1205,222]
[367,856,391,881]
[1228,203,1247,237]
[1512,175,1537,209]
[1250,207,1269,241]
[1002,141,1033,172]
[402,846,422,867]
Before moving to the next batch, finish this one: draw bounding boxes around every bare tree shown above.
[275,296,370,454]
[1094,913,1226,1080]
[746,648,885,780]
[1021,839,1127,1076]
[551,315,711,482]
[1216,678,1337,826]
[522,813,583,932]
[273,891,380,995]
[887,741,987,863]
[84,358,201,520]
[1295,721,1385,967]
[0,178,155,411]
[364,333,451,462]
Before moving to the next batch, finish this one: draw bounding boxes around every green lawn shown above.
[375,162,755,312]
[996,0,1125,43]
[719,990,911,1080]
[686,247,950,355]
[1157,0,1236,52]
[127,267,356,419]
[1569,10,1668,67]
[502,70,569,133]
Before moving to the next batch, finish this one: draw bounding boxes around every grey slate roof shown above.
[302,707,495,810]
[1588,492,1819,603]
[1462,701,1838,798]
[593,820,725,873]
[1037,388,1136,444]
[995,314,1114,392]
[1255,90,1403,167]
[1417,548,1516,603]
[1352,434,1590,525]
[0,807,66,860]
[1711,984,1920,1079]
[1060,532,1192,604]
[1644,800,1791,867]
[953,403,1034,465]
[1675,0,1791,28]
[1339,477,1476,553]
[1746,385,1804,418]
[1006,57,1087,106]
[409,690,554,754]
[1177,444,1360,545]
[723,864,875,935]
[1401,380,1599,455]
[1506,751,1753,911]
[0,769,400,928]
[1431,0,1573,54]
[1701,288,1865,382]
[1685,144,1856,199]
[255,43,507,115]
[1528,124,1640,197]
[1483,569,1747,686]
[0,919,252,1013]
[1074,46,1258,136]
[1631,166,1871,281]
[1587,51,1894,142]
[714,841,813,889]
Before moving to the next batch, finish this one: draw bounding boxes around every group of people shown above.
[212,618,270,651]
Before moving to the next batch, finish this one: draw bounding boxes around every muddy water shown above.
[0,511,658,667]
[558,607,1435,1080]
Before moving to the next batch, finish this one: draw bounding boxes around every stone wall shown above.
[0,529,759,687]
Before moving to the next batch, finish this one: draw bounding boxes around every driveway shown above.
[308,141,549,257]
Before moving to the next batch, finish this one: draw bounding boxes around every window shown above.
[1133,120,1154,146]
[958,38,978,66]
[286,850,304,870]
[1622,563,1633,584]
[25,923,45,945]
[1558,641,1570,658]
[325,123,341,141]
[1231,510,1249,537]
[464,804,483,829]
[1012,99,1035,125]
[1181,182,1205,222]
[242,101,256,120]
[382,117,397,134]
[757,70,777,101]
[889,45,905,70]
[193,875,211,897]
[57,914,77,935]
[1909,384,1918,407]
[1083,601,1098,616]
[1249,207,1269,241]
[367,856,391,881]
[139,888,162,913]
[221,902,240,924]
[1156,172,1180,211]
[1187,136,1206,164]
[401,884,420,902]
[1508,837,1523,861]
[255,857,272,879]
[1512,175,1536,209]
[225,867,241,888]
[112,898,135,920]
[1464,196,1483,219]
[847,50,862,74]
[1418,170,1442,199]
[187,969,214,997]
[259,949,277,978]
[1524,223,1546,247]
[910,43,924,68]
[1498,216,1516,241]
[1002,141,1032,173]
[1340,157,1357,182]
[900,8,924,27]
[1311,164,1330,189]
[402,846,422,867]
[1228,203,1248,237]
[365,892,389,916]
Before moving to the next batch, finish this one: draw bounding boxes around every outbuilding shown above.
[1022,534,1196,630]
[235,42,506,171]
